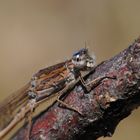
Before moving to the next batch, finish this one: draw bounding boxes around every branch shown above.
[12,38,140,140]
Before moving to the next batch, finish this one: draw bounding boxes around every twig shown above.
[12,38,140,140]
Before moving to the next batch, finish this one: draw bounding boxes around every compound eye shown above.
[76,57,80,62]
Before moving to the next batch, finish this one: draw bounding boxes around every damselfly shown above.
[0,48,111,139]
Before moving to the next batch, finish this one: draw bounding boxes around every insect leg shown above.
[26,99,37,140]
[56,97,82,115]
[27,111,33,140]
[79,74,116,91]
[56,83,83,115]
[0,102,32,139]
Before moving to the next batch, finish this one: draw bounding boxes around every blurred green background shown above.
[0,0,140,139]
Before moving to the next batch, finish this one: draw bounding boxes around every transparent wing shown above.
[0,83,30,130]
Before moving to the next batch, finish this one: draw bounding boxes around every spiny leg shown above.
[26,99,36,140]
[56,98,82,115]
[26,76,38,139]
[87,76,116,87]
[27,111,33,140]
[79,75,91,91]
[79,74,116,91]
[56,88,83,115]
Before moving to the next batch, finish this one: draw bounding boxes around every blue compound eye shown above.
[73,50,81,56]
[73,51,80,57]
[73,48,87,57]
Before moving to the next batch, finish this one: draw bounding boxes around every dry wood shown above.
[12,38,140,140]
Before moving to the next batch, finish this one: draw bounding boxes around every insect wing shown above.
[0,83,30,130]
[34,61,71,93]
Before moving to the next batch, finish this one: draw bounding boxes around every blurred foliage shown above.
[0,0,139,139]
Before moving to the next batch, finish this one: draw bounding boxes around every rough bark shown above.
[12,38,140,140]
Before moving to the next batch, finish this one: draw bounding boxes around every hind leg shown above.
[26,99,37,140]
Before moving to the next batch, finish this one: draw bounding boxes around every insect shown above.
[0,48,112,140]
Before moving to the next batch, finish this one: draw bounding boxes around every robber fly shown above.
[0,48,110,139]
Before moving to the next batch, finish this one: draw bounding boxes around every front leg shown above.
[79,74,116,91]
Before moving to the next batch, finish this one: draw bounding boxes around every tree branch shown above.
[12,38,140,140]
